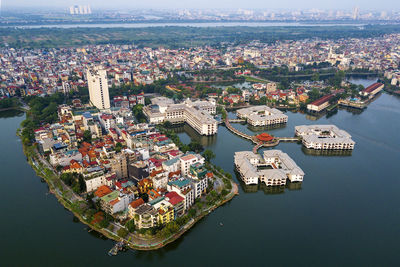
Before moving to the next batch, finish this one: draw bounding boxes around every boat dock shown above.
[108,241,126,256]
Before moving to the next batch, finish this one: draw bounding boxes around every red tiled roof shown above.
[130,198,145,209]
[165,191,184,206]
[94,185,112,198]
[310,94,333,106]
[363,83,383,93]
[256,133,274,142]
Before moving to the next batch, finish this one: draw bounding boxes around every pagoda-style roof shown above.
[256,133,274,142]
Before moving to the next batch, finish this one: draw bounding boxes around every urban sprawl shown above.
[2,32,399,247]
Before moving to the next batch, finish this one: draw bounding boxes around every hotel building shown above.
[360,83,384,99]
[236,106,288,126]
[295,125,355,150]
[307,94,334,113]
[234,150,305,186]
[144,97,218,136]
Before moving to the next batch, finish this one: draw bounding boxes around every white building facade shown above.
[87,66,110,110]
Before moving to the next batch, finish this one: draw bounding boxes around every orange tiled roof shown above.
[110,199,120,206]
[129,198,145,209]
[94,185,112,198]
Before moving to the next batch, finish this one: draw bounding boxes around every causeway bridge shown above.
[278,137,301,142]
[218,119,246,125]
[223,109,301,153]
[224,118,254,141]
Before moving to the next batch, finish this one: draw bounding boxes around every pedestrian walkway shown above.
[222,107,301,153]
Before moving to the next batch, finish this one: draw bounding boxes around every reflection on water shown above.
[0,110,24,118]
[305,113,325,121]
[325,108,339,118]
[87,228,108,240]
[287,182,303,191]
[301,147,353,157]
[235,170,302,194]
[172,124,218,147]
[338,106,365,115]
[247,123,287,133]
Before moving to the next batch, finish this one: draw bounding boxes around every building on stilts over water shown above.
[295,125,355,150]
[236,106,288,127]
[234,150,304,186]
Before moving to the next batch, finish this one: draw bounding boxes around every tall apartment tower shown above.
[352,7,359,20]
[87,66,110,110]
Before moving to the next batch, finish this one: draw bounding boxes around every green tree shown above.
[83,130,92,143]
[132,104,147,123]
[117,227,129,238]
[162,121,173,129]
[307,88,321,102]
[189,141,204,153]
[115,142,123,153]
[125,219,136,233]
[311,72,320,81]
[56,165,64,172]
[203,149,215,162]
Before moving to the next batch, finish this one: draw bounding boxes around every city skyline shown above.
[1,0,400,11]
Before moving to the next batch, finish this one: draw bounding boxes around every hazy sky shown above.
[2,0,399,10]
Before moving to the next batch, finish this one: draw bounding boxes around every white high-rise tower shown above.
[352,7,359,20]
[87,66,110,110]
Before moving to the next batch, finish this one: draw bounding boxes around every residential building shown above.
[85,173,114,193]
[167,178,195,210]
[179,153,205,176]
[111,153,128,179]
[165,191,185,218]
[87,66,110,110]
[131,203,158,229]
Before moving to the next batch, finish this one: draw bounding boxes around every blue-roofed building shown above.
[168,178,191,189]
[82,112,93,119]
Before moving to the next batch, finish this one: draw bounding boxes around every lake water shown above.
[347,76,378,87]
[1,92,400,266]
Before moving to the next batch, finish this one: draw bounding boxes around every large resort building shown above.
[234,150,305,186]
[295,125,355,150]
[143,97,218,136]
[307,94,334,113]
[360,82,384,99]
[236,106,288,126]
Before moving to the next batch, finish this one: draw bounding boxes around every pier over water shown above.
[223,111,300,152]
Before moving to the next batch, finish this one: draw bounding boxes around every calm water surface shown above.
[1,92,400,266]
